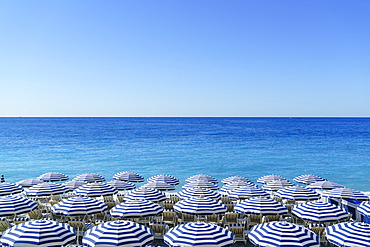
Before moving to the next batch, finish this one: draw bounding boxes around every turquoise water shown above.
[0,117,369,192]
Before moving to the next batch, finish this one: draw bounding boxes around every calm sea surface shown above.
[0,117,369,192]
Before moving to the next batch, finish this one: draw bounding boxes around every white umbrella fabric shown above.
[73,183,117,197]
[110,199,163,218]
[177,187,221,201]
[322,188,369,201]
[221,176,252,184]
[185,174,218,184]
[147,174,180,185]
[0,183,23,196]
[228,186,270,200]
[257,174,288,184]
[26,182,69,196]
[37,172,69,182]
[105,180,136,191]
[0,196,38,217]
[124,187,166,203]
[358,201,370,217]
[16,179,44,188]
[174,197,227,215]
[63,180,88,191]
[293,174,325,185]
[292,201,349,223]
[183,180,219,190]
[140,181,175,191]
[113,172,144,182]
[221,181,256,192]
[73,173,105,183]
[51,197,108,217]
[262,180,294,191]
[274,186,320,201]
[234,197,288,215]
[325,222,370,247]
[306,181,344,190]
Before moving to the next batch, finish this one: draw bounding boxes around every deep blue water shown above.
[0,117,369,191]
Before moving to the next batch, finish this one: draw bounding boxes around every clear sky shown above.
[1,1,369,117]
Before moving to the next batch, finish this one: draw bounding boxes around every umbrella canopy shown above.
[147,174,180,185]
[248,221,319,247]
[113,172,144,182]
[221,181,256,192]
[183,180,219,190]
[262,180,294,191]
[164,222,234,247]
[73,173,105,183]
[110,199,163,218]
[292,201,348,223]
[177,187,221,201]
[322,188,369,201]
[234,197,288,215]
[0,196,38,217]
[185,174,218,184]
[0,183,24,196]
[274,186,320,201]
[82,221,153,247]
[221,176,252,184]
[228,186,270,200]
[140,181,175,191]
[105,180,136,191]
[73,183,118,197]
[1,220,75,247]
[25,182,69,196]
[306,181,344,190]
[16,179,44,188]
[51,197,108,217]
[358,201,370,217]
[257,174,288,184]
[174,197,227,215]
[326,222,370,247]
[124,187,166,203]
[37,172,69,182]
[293,174,325,185]
[63,180,88,191]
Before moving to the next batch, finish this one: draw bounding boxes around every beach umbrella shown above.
[358,201,370,217]
[73,183,118,197]
[292,201,348,223]
[82,221,153,247]
[0,196,38,217]
[25,182,69,196]
[234,197,288,215]
[16,178,44,188]
[174,197,227,215]
[322,187,369,201]
[326,222,370,247]
[37,172,69,182]
[113,171,144,182]
[221,176,252,184]
[183,180,219,190]
[110,199,163,218]
[185,174,218,184]
[262,180,294,191]
[248,221,319,247]
[1,220,75,247]
[105,180,136,191]
[124,187,166,203]
[63,180,88,191]
[0,183,24,196]
[257,174,288,184]
[73,173,105,183]
[228,186,270,200]
[293,174,325,185]
[274,186,320,201]
[221,181,256,192]
[140,181,175,191]
[306,181,344,190]
[177,187,221,201]
[51,197,108,217]
[147,174,180,185]
[164,222,234,247]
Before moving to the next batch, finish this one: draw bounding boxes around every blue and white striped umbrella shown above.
[1,220,76,247]
[221,176,252,184]
[262,180,294,191]
[0,196,38,217]
[113,171,144,182]
[0,183,24,196]
[51,197,108,216]
[124,187,166,203]
[292,201,348,223]
[358,201,370,217]
[177,187,221,201]
[185,174,218,184]
[164,222,234,247]
[228,186,270,200]
[105,180,136,191]
[26,182,69,196]
[326,222,370,247]
[274,186,320,201]
[82,221,153,247]
[73,183,118,197]
[322,188,369,201]
[37,172,69,182]
[306,181,344,190]
[249,221,319,247]
[183,180,219,190]
[221,181,256,192]
[16,178,44,188]
[293,174,325,185]
[174,197,227,215]
[147,174,180,185]
[110,199,163,218]
[257,174,288,184]
[73,173,105,183]
[140,181,175,191]
[63,180,88,191]
[234,197,288,215]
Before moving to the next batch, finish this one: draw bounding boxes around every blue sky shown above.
[1,1,369,117]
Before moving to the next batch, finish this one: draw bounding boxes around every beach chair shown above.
[225,202,235,212]
[115,195,125,204]
[68,219,92,245]
[27,210,42,220]
[178,213,196,223]
[206,214,222,225]
[103,195,114,202]
[246,214,263,229]
[162,210,177,226]
[222,212,239,227]
[163,201,175,210]
[0,218,13,235]
[169,195,181,202]
[228,223,247,244]
[262,214,282,223]
[50,194,62,202]
[149,222,168,239]
[104,201,116,210]
[220,195,231,204]
[310,226,327,245]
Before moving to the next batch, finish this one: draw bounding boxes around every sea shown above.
[0,117,369,193]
